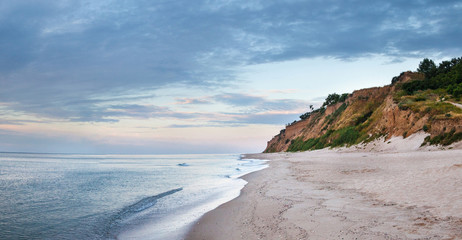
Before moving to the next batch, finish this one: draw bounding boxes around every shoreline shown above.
[186,147,462,239]
[114,155,268,240]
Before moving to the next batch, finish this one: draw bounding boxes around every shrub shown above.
[427,102,462,115]
[286,126,366,151]
[423,125,429,132]
[403,57,462,94]
[391,72,405,84]
[300,106,327,120]
[322,93,350,107]
[299,112,311,120]
[322,93,340,107]
[398,103,409,110]
[423,129,462,146]
[339,93,349,102]
[331,127,361,147]
[355,111,373,126]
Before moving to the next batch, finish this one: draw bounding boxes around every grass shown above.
[427,102,462,114]
[331,127,361,147]
[394,88,462,116]
[393,89,408,103]
[422,129,462,146]
[354,111,373,126]
[287,126,365,152]
[397,96,462,116]
[325,103,347,126]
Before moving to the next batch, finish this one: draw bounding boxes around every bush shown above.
[403,57,462,94]
[331,127,361,147]
[391,72,405,84]
[398,103,409,110]
[423,125,429,132]
[424,129,462,146]
[415,96,426,101]
[299,112,311,120]
[427,102,462,115]
[322,93,350,107]
[453,84,462,98]
[287,127,362,151]
[300,106,327,120]
[355,111,373,126]
[339,93,349,102]
[322,93,340,107]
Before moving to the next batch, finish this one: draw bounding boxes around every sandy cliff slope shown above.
[265,72,462,153]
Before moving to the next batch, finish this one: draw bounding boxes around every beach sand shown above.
[186,135,462,239]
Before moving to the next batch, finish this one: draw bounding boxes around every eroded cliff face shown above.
[264,72,462,152]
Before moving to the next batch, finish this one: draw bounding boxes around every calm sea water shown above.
[0,153,267,240]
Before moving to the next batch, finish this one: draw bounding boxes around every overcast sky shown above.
[1,0,461,154]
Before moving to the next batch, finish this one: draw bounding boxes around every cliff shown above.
[264,71,462,152]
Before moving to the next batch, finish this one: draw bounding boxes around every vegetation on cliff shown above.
[401,57,462,99]
[265,57,462,153]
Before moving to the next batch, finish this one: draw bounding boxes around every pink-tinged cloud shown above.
[174,97,211,105]
[267,89,299,94]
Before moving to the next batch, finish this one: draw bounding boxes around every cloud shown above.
[174,97,211,105]
[214,93,309,113]
[0,0,461,125]
[214,93,263,106]
[0,119,43,125]
[100,94,310,126]
[164,93,311,126]
[0,128,240,154]
[108,104,209,120]
[267,89,299,94]
[66,104,205,122]
[166,124,215,129]
[214,112,302,126]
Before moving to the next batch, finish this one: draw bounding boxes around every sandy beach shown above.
[186,135,462,239]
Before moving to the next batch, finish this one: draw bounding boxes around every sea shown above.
[0,152,267,240]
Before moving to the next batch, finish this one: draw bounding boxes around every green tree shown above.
[322,93,340,107]
[453,84,462,99]
[417,58,437,79]
[339,93,349,102]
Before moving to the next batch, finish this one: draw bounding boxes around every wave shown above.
[105,188,183,238]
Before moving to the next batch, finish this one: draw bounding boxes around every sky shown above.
[1,0,461,154]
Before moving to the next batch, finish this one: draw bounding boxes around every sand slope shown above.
[187,139,462,239]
